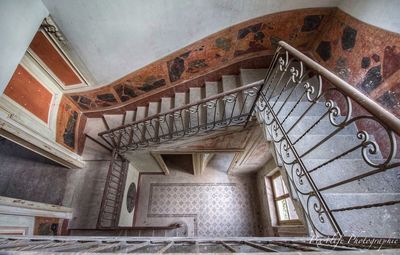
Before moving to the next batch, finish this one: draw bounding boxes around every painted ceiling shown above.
[41,0,340,87]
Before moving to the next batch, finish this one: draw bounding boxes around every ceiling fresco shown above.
[66,8,334,112]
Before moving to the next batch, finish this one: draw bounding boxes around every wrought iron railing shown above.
[98,82,263,152]
[256,41,400,238]
[1,236,398,253]
[97,150,129,228]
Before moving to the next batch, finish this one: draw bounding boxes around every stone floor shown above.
[133,156,262,237]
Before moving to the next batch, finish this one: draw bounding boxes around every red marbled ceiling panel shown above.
[30,31,82,86]
[4,65,53,123]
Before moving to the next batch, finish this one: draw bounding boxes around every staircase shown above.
[256,42,400,238]
[82,69,267,156]
[83,68,268,232]
[97,151,128,228]
[81,41,400,241]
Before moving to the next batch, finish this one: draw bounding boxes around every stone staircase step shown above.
[302,159,400,193]
[81,136,112,161]
[103,114,124,130]
[135,106,148,142]
[270,75,319,103]
[284,134,382,160]
[145,102,160,140]
[282,115,357,136]
[222,75,243,118]
[205,81,224,124]
[240,68,267,85]
[189,87,206,129]
[159,97,173,139]
[240,69,268,115]
[273,101,328,118]
[174,92,189,135]
[263,63,299,99]
[83,118,111,148]
[124,110,136,124]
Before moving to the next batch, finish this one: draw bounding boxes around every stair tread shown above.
[135,106,147,121]
[147,102,160,117]
[240,68,267,86]
[84,118,107,138]
[205,81,221,97]
[125,110,136,124]
[222,75,240,91]
[103,114,125,130]
[160,97,173,113]
[82,137,111,160]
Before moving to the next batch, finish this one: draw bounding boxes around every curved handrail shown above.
[98,80,263,136]
[278,41,400,135]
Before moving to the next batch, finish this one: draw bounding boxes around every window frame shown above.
[270,171,302,225]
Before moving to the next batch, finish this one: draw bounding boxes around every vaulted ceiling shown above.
[41,0,341,87]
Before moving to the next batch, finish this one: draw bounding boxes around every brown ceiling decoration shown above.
[56,95,86,152]
[66,7,335,113]
[53,7,400,153]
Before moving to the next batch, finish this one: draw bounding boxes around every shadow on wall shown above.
[0,137,69,205]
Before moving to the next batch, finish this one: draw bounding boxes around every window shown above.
[271,172,300,224]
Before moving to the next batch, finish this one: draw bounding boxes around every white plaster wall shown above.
[339,0,400,34]
[119,163,140,227]
[0,0,48,94]
[41,0,340,87]
[0,214,35,235]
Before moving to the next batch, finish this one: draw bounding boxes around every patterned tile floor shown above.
[134,167,261,237]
